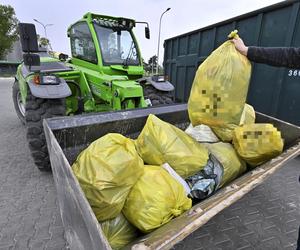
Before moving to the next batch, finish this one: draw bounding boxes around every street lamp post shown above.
[156,7,171,75]
[33,19,53,50]
[33,19,53,39]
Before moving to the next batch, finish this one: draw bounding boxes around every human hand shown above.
[231,37,248,56]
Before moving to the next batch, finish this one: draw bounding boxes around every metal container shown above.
[43,104,300,249]
[164,0,300,125]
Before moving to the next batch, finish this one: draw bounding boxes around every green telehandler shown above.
[13,13,174,171]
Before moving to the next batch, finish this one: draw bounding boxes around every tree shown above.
[0,4,19,59]
[147,55,157,74]
[146,55,164,75]
[36,34,52,51]
[39,37,50,47]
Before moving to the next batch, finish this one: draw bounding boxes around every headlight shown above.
[157,75,166,82]
[151,75,168,82]
[33,74,60,85]
[42,75,60,85]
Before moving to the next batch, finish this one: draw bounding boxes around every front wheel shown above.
[25,90,66,171]
[143,84,174,106]
[12,81,26,124]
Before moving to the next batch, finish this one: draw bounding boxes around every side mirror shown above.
[18,23,39,53]
[145,27,150,39]
[23,54,40,67]
[58,53,69,61]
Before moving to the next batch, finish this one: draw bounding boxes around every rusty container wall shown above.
[44,104,300,249]
[164,0,300,125]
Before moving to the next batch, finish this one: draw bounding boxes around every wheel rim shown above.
[17,91,25,117]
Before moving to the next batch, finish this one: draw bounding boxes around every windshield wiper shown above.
[123,41,134,68]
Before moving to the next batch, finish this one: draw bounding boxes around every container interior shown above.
[45,104,300,249]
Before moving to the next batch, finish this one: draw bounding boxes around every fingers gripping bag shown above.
[123,165,192,233]
[233,123,284,167]
[100,213,138,250]
[135,114,209,178]
[72,133,144,221]
[188,30,252,129]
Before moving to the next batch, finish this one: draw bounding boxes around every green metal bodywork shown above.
[16,12,148,115]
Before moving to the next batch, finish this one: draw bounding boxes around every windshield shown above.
[94,24,140,66]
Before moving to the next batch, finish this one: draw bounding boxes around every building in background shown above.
[4,40,22,62]
[0,40,22,76]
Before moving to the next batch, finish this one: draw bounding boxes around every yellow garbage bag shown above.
[211,124,237,142]
[240,104,255,125]
[212,103,256,142]
[203,142,247,187]
[135,114,209,178]
[233,123,284,167]
[100,213,138,250]
[188,30,251,129]
[123,165,192,233]
[72,133,144,221]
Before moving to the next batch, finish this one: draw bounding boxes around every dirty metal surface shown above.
[0,78,67,250]
[174,157,300,250]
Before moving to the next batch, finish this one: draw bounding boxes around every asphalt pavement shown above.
[0,77,299,250]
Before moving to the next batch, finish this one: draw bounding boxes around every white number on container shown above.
[288,70,300,77]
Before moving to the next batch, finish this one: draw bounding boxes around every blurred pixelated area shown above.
[233,124,284,166]
[237,124,283,146]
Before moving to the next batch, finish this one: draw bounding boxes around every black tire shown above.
[143,84,174,106]
[25,90,66,172]
[12,81,26,124]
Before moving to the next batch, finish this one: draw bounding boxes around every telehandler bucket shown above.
[43,104,300,250]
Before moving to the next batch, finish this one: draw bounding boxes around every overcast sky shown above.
[2,0,282,63]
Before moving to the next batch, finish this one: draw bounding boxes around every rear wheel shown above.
[143,84,174,106]
[12,81,26,124]
[25,90,66,171]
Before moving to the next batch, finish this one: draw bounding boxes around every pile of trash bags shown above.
[184,30,283,199]
[72,124,196,248]
[72,30,284,249]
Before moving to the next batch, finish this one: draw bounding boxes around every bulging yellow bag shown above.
[135,114,209,178]
[72,133,144,221]
[123,165,192,233]
[203,142,247,187]
[211,124,237,143]
[188,30,251,129]
[240,103,255,125]
[212,103,256,142]
[100,213,138,250]
[233,123,284,167]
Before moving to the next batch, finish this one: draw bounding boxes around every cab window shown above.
[70,22,97,64]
